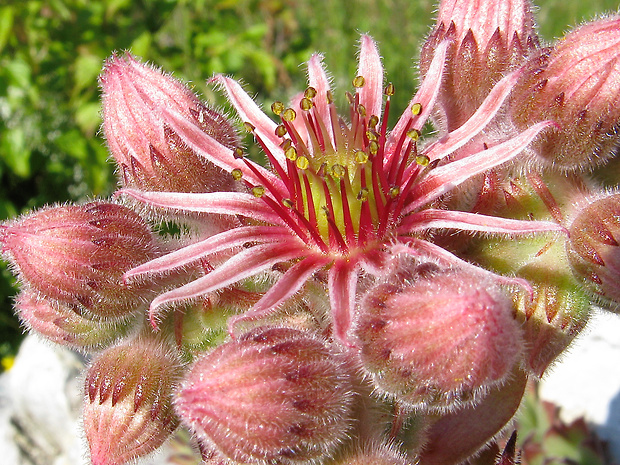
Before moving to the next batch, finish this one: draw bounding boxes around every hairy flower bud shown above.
[355,264,522,412]
[175,327,353,464]
[422,0,538,128]
[15,289,133,351]
[331,442,409,465]
[101,53,239,192]
[566,192,620,308]
[84,338,181,465]
[0,202,158,319]
[512,16,620,169]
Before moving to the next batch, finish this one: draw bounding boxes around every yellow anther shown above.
[282,198,295,208]
[304,87,317,99]
[280,139,292,150]
[331,164,346,179]
[357,187,369,201]
[407,129,421,141]
[411,103,423,116]
[233,147,244,159]
[368,115,379,128]
[252,186,265,197]
[352,75,366,88]
[345,91,354,105]
[368,140,379,155]
[300,98,313,111]
[357,104,366,117]
[416,155,430,166]
[275,124,287,137]
[384,82,395,96]
[243,122,256,133]
[326,90,334,104]
[355,151,369,164]
[271,101,285,115]
[366,130,378,141]
[285,146,298,161]
[296,156,309,170]
[231,168,243,181]
[282,108,296,122]
[389,186,400,198]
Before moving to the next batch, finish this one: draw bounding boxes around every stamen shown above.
[275,124,287,137]
[271,101,285,115]
[252,186,265,197]
[352,75,366,88]
[411,102,423,116]
[304,87,317,99]
[231,168,243,181]
[300,98,313,111]
[282,108,297,122]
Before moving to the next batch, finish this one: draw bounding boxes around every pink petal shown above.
[328,259,359,344]
[159,106,286,196]
[423,68,525,162]
[406,120,557,213]
[307,54,335,147]
[148,242,307,326]
[117,189,285,225]
[357,35,384,120]
[393,239,533,294]
[212,75,286,167]
[124,225,294,281]
[399,209,565,235]
[387,40,449,154]
[227,254,332,334]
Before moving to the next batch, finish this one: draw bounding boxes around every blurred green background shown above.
[0,0,618,362]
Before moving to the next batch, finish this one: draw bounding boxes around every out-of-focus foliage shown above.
[0,0,618,361]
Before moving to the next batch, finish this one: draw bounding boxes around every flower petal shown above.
[159,106,286,195]
[227,254,332,334]
[328,259,359,344]
[406,120,557,213]
[212,75,286,167]
[423,68,525,163]
[399,209,565,235]
[124,225,293,281]
[387,40,449,156]
[307,54,335,147]
[117,189,285,224]
[357,35,384,120]
[148,242,307,327]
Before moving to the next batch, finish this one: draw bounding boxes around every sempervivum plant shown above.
[2,0,620,463]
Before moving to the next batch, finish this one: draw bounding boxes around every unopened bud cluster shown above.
[2,1,620,464]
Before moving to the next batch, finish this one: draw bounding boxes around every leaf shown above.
[0,6,14,54]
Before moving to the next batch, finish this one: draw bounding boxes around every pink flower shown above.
[118,36,562,342]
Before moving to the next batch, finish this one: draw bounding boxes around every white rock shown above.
[539,308,620,460]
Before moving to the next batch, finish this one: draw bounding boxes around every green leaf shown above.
[75,102,102,135]
[74,53,104,94]
[1,127,31,178]
[0,6,14,54]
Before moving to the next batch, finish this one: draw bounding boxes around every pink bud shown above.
[83,338,181,465]
[512,16,620,169]
[566,192,620,307]
[100,53,239,192]
[15,289,133,351]
[355,265,522,412]
[0,202,158,318]
[333,442,410,465]
[422,0,538,128]
[175,327,353,464]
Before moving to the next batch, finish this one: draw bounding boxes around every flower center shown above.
[235,78,429,257]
